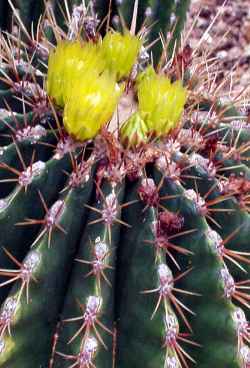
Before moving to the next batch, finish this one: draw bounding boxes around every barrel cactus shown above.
[0,1,250,368]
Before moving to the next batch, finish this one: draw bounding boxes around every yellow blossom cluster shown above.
[47,31,186,144]
[101,31,142,80]
[121,67,187,146]
[137,67,187,136]
[47,32,141,141]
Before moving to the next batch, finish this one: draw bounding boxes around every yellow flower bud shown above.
[47,40,105,107]
[101,31,142,80]
[63,72,122,141]
[120,112,149,147]
[137,68,187,136]
[136,65,155,85]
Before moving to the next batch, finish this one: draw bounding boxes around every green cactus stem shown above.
[0,2,249,367]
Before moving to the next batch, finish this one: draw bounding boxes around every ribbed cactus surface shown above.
[0,1,249,368]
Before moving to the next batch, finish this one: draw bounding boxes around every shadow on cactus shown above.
[0,1,250,368]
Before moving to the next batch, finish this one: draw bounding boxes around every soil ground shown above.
[187,0,250,93]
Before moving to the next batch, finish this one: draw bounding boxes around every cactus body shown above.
[0,2,249,368]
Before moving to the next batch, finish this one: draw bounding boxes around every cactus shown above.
[0,1,250,368]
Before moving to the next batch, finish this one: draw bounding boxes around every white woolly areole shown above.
[86,296,102,314]
[46,200,65,228]
[240,345,250,365]
[233,308,248,338]
[94,238,108,260]
[18,161,46,187]
[220,267,235,298]
[54,136,82,160]
[184,189,205,210]
[157,264,174,296]
[16,125,46,143]
[0,199,8,211]
[165,313,179,347]
[102,191,118,225]
[206,228,223,256]
[165,356,179,368]
[189,153,216,177]
[22,250,41,279]
[141,178,156,190]
[0,338,5,354]
[0,297,18,321]
[78,336,98,366]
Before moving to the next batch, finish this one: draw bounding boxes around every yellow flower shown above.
[47,40,105,107]
[63,72,122,141]
[137,67,187,135]
[136,65,155,85]
[101,31,142,80]
[120,112,149,147]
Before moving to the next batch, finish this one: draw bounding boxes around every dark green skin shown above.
[148,0,175,63]
[219,124,250,157]
[1,0,83,33]
[0,133,56,198]
[0,112,34,138]
[197,120,250,168]
[181,161,250,319]
[168,0,190,55]
[0,65,41,86]
[116,179,166,367]
[153,167,240,367]
[14,0,44,33]
[116,0,150,32]
[218,123,250,170]
[0,89,28,114]
[215,128,250,176]
[54,180,124,368]
[0,170,95,367]
[0,154,71,303]
[146,0,190,63]
[197,99,242,118]
[0,2,12,31]
[216,157,250,178]
[212,198,250,284]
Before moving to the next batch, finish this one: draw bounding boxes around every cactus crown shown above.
[47,29,186,143]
